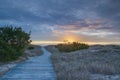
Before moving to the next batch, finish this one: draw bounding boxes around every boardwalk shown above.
[0,47,56,80]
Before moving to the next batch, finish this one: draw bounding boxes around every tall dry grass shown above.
[46,45,120,80]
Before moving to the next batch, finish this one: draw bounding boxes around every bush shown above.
[0,41,15,61]
[0,26,31,62]
[55,42,89,52]
[28,46,34,50]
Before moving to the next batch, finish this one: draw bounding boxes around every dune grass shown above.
[46,45,120,80]
[55,42,89,52]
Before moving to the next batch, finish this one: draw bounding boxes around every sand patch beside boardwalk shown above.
[0,45,43,77]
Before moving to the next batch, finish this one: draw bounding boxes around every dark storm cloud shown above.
[0,0,103,24]
[96,0,120,18]
[0,0,80,24]
[0,0,120,41]
[94,0,120,31]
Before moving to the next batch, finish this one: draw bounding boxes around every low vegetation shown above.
[46,45,120,80]
[28,46,34,50]
[0,26,31,62]
[55,42,89,52]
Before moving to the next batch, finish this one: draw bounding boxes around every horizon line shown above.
[31,41,120,45]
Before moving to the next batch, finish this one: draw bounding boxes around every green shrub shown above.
[28,46,34,50]
[0,26,31,62]
[55,42,89,52]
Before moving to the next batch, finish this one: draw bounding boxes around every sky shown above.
[0,0,120,44]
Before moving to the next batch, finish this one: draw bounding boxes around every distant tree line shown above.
[0,25,31,62]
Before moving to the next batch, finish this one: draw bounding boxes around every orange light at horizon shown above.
[61,35,81,42]
[32,41,120,45]
[31,41,64,45]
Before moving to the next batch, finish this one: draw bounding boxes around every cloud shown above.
[0,0,120,42]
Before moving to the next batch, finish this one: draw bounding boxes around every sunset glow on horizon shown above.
[32,40,120,45]
[61,35,81,42]
[0,0,120,45]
